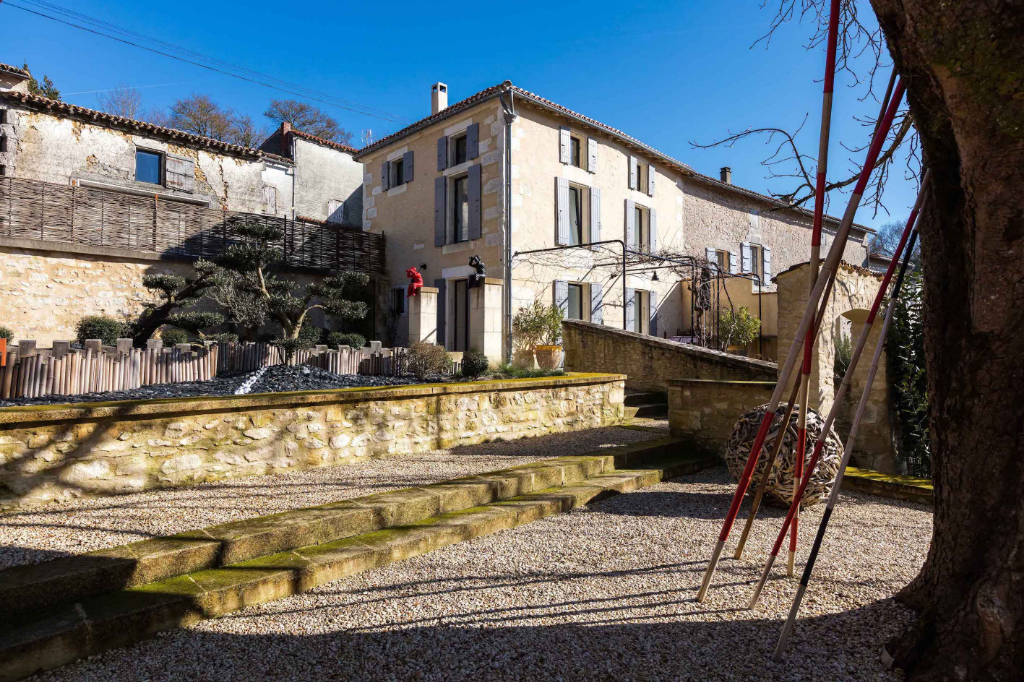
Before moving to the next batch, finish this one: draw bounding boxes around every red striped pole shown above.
[748,169,930,609]
[773,205,926,659]
[696,79,906,603]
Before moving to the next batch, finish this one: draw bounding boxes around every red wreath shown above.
[406,267,424,297]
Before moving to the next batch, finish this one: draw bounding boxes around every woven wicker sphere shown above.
[724,403,843,508]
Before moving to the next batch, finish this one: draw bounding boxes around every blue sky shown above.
[2,0,915,228]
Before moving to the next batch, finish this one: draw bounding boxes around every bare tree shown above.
[711,1,1024,677]
[97,84,142,119]
[168,93,235,141]
[227,113,272,148]
[264,99,352,144]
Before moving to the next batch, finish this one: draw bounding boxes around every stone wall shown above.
[668,378,775,458]
[293,137,363,226]
[0,373,625,508]
[562,319,777,392]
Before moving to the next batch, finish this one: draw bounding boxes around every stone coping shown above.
[667,378,777,387]
[0,373,626,427]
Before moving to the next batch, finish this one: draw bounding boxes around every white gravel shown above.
[0,426,662,569]
[33,466,932,682]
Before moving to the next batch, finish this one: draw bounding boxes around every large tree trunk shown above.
[868,1,1024,678]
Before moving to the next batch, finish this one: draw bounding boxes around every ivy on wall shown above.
[886,271,931,477]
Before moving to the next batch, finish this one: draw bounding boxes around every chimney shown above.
[279,121,292,157]
[431,82,448,115]
[720,167,732,184]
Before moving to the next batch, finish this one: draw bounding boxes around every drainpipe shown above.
[499,83,517,363]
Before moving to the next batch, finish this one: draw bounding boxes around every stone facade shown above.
[292,136,364,226]
[668,378,775,458]
[775,261,896,472]
[0,373,625,508]
[563,319,777,392]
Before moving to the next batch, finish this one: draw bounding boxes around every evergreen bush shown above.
[76,316,129,346]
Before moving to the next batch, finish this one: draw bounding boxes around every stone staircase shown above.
[0,435,716,682]
[623,391,668,420]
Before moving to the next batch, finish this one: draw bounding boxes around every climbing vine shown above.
[886,271,930,477]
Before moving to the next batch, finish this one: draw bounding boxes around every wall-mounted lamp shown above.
[652,271,660,282]
[419,263,427,270]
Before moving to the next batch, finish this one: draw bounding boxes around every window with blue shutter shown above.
[647,164,655,197]
[554,280,569,317]
[468,164,482,240]
[625,199,636,249]
[763,246,772,282]
[591,282,603,324]
[434,177,446,246]
[741,242,752,273]
[590,187,601,243]
[625,287,636,332]
[628,156,637,190]
[559,127,570,164]
[650,208,657,252]
[403,150,414,183]
[556,178,570,245]
[730,248,740,275]
[587,137,598,173]
[381,161,391,191]
[466,123,480,160]
[437,136,448,171]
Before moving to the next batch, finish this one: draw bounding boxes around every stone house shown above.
[354,80,872,360]
[0,63,378,344]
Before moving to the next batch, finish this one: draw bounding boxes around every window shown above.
[391,287,406,315]
[453,175,470,243]
[567,283,584,320]
[634,204,651,252]
[453,134,468,166]
[568,186,584,245]
[716,250,730,273]
[570,137,581,168]
[392,157,405,186]
[750,244,764,283]
[635,163,646,193]
[135,149,162,185]
[631,290,650,334]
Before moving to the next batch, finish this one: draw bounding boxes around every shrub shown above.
[407,341,451,378]
[298,320,327,348]
[718,307,760,350]
[160,327,190,347]
[0,326,14,341]
[461,351,490,377]
[513,301,563,349]
[494,360,565,379]
[76,316,129,346]
[833,330,853,388]
[328,331,366,349]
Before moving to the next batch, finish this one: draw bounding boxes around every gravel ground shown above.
[0,426,661,569]
[33,466,932,682]
[0,365,462,408]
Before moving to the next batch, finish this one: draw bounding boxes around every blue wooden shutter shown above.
[650,208,658,252]
[763,246,772,282]
[437,136,448,171]
[649,290,659,336]
[556,178,570,245]
[590,186,601,243]
[403,150,414,183]
[741,242,752,273]
[587,137,598,172]
[466,123,480,159]
[730,247,741,275]
[625,199,636,249]
[468,164,482,240]
[434,177,446,246]
[625,287,636,331]
[590,282,603,324]
[706,247,716,270]
[559,127,570,164]
[647,164,656,197]
[435,278,447,348]
[629,156,637,190]
[554,280,569,317]
[381,161,391,191]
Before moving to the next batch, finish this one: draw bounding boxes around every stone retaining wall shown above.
[0,373,625,508]
[563,320,777,393]
[668,378,775,458]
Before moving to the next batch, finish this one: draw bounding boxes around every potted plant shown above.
[718,306,761,355]
[511,301,545,368]
[533,302,566,369]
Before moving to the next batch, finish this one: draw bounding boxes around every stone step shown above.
[0,436,684,619]
[623,391,668,407]
[0,451,717,682]
[623,403,669,419]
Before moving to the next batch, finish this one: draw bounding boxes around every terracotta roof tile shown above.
[0,90,289,162]
[0,62,31,78]
[354,81,872,233]
[289,129,358,155]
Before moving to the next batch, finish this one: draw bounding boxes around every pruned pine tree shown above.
[214,221,369,358]
[132,260,222,346]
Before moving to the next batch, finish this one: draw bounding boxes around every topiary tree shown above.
[212,221,370,359]
[460,351,490,378]
[327,331,366,349]
[131,260,222,346]
[0,326,13,341]
[160,327,190,347]
[76,316,129,346]
[407,341,451,379]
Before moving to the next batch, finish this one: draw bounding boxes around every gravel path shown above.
[0,426,660,569]
[33,467,932,682]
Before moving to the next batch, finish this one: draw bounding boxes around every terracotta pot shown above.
[535,345,563,369]
[512,349,537,369]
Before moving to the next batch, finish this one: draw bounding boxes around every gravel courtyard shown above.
[32,466,933,682]
[0,425,657,569]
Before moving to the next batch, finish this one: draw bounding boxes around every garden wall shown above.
[668,378,775,458]
[562,320,777,392]
[0,373,625,508]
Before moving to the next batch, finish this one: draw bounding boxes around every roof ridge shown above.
[288,128,358,155]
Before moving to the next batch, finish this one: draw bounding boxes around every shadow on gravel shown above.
[45,598,908,681]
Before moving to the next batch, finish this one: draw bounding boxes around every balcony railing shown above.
[0,176,385,274]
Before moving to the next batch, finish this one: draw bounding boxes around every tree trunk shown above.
[868,1,1024,678]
